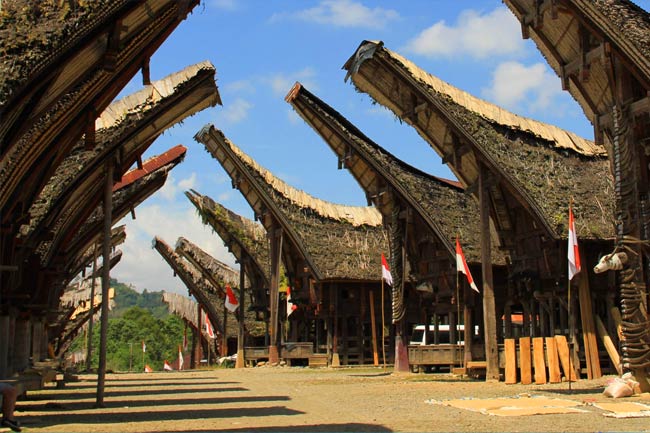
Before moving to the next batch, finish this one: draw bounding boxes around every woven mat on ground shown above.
[426,395,587,417]
[591,401,650,418]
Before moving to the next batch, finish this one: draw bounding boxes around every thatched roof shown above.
[153,236,226,336]
[0,0,201,213]
[61,251,120,307]
[20,62,219,244]
[287,83,508,264]
[195,125,388,281]
[174,238,265,337]
[175,237,240,293]
[67,224,126,283]
[343,41,615,242]
[186,190,270,288]
[47,146,185,269]
[502,0,650,152]
[162,291,199,328]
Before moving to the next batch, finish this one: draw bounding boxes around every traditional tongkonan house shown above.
[286,83,509,373]
[185,191,273,365]
[343,41,616,381]
[0,1,211,402]
[153,236,227,365]
[69,225,127,285]
[195,125,390,366]
[175,236,266,363]
[162,291,201,369]
[502,0,650,389]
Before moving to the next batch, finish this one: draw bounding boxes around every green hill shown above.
[110,278,169,319]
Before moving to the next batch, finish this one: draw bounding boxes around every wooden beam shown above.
[595,315,622,375]
[479,164,499,381]
[578,272,601,379]
[519,336,532,385]
[555,335,577,381]
[505,338,517,384]
[546,336,561,383]
[533,337,547,384]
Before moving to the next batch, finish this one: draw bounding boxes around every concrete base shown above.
[330,353,340,367]
[393,335,410,373]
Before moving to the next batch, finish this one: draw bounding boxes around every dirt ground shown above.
[10,367,650,432]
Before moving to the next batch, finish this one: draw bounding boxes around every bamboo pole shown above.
[381,278,386,369]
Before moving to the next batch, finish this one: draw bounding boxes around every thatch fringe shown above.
[175,237,240,289]
[197,126,383,227]
[96,61,218,130]
[376,44,604,156]
[162,291,198,327]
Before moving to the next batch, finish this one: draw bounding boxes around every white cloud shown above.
[270,0,399,29]
[403,7,524,59]
[266,67,318,97]
[158,172,198,201]
[215,97,253,125]
[112,202,237,295]
[482,61,564,113]
[211,0,238,11]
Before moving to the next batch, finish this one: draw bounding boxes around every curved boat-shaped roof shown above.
[194,125,388,281]
[343,41,615,243]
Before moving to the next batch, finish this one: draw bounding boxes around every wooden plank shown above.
[533,337,547,384]
[595,315,622,375]
[578,273,601,378]
[554,335,577,381]
[505,338,517,384]
[610,306,623,341]
[545,337,561,383]
[519,337,532,385]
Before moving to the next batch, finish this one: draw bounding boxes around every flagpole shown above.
[568,198,575,392]
[381,277,386,370]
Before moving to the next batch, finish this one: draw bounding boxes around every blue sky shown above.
[111,0,650,294]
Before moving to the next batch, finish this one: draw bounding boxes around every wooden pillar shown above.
[268,227,282,364]
[13,318,31,373]
[96,158,113,407]
[222,302,228,356]
[236,259,246,368]
[369,290,379,366]
[479,164,499,381]
[87,244,98,371]
[0,315,9,377]
[359,286,366,365]
[464,286,474,364]
[31,318,44,363]
[331,283,340,366]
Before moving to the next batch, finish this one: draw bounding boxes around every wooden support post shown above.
[519,336,532,385]
[505,338,517,384]
[369,290,379,366]
[555,335,577,381]
[332,283,340,367]
[12,318,30,373]
[222,302,228,357]
[533,337,547,384]
[464,287,473,365]
[268,228,282,364]
[479,164,499,381]
[0,315,9,378]
[96,158,113,407]
[578,272,601,379]
[87,243,98,372]
[595,315,622,375]
[236,259,246,368]
[546,337,561,383]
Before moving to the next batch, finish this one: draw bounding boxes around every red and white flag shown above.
[225,285,239,312]
[178,344,184,371]
[568,203,581,280]
[144,364,153,373]
[456,237,479,293]
[205,312,215,339]
[163,360,173,371]
[141,340,146,353]
[286,286,297,317]
[381,253,393,286]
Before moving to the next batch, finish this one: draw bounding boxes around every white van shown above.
[409,324,479,346]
